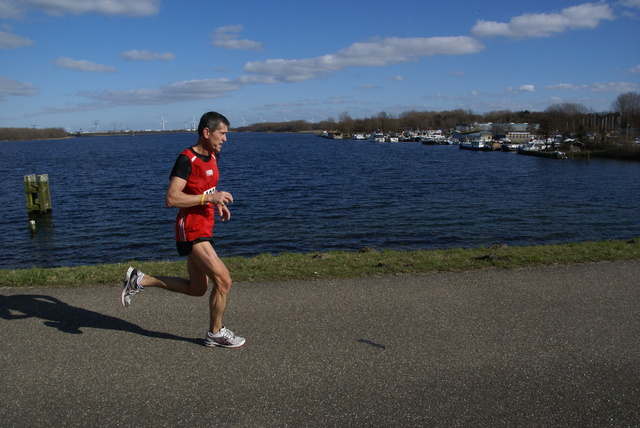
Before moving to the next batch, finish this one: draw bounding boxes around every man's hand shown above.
[217,204,231,222]
[211,190,233,206]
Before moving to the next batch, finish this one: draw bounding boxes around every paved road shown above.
[1,261,638,427]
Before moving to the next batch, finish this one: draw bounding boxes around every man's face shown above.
[204,124,228,154]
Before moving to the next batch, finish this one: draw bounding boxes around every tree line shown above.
[238,92,640,142]
[3,92,638,142]
[0,127,69,141]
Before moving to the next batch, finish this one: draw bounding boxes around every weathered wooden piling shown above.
[24,174,52,213]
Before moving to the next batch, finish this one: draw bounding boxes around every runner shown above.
[121,111,245,348]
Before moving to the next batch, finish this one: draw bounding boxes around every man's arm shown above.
[165,175,233,209]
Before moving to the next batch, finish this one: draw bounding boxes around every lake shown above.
[1,132,638,269]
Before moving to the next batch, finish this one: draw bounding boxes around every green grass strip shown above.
[1,238,638,288]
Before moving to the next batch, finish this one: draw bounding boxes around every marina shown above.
[322,128,609,159]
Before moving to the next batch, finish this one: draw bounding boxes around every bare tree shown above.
[612,92,640,135]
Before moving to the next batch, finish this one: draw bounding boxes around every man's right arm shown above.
[165,176,233,208]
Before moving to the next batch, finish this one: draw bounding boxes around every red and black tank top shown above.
[173,148,219,242]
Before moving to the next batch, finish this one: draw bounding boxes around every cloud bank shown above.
[545,81,637,92]
[472,2,615,38]
[122,49,175,61]
[243,36,484,83]
[0,29,33,49]
[52,57,117,72]
[212,25,264,51]
[0,0,160,18]
[0,75,38,100]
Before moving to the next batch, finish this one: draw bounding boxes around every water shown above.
[1,133,638,269]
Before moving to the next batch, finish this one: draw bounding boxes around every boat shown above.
[401,130,421,142]
[420,130,448,145]
[459,140,487,150]
[501,141,519,151]
[517,140,547,152]
[352,133,366,140]
[385,133,399,143]
[517,148,567,159]
[369,130,385,143]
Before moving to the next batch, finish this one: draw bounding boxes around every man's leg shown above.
[140,270,208,297]
[188,241,232,334]
[121,259,209,307]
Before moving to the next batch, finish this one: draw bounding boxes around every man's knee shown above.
[215,276,232,294]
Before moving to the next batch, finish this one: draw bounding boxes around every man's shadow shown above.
[0,294,201,345]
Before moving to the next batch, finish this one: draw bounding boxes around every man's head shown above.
[198,111,230,137]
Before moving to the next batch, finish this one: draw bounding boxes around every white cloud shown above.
[122,49,175,61]
[76,78,243,107]
[424,93,475,101]
[620,0,640,7]
[388,75,405,82]
[355,84,379,90]
[243,36,484,83]
[545,83,588,90]
[0,0,159,18]
[471,2,615,39]
[629,65,640,73]
[327,95,355,105]
[212,25,264,51]
[544,81,637,92]
[0,75,38,100]
[0,30,33,49]
[52,57,117,72]
[518,84,535,92]
[590,81,637,92]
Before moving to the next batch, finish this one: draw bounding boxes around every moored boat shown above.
[501,142,519,151]
[369,130,385,143]
[420,129,448,145]
[386,132,399,143]
[459,140,487,150]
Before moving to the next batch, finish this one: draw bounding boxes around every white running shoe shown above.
[121,266,144,308]
[204,327,246,348]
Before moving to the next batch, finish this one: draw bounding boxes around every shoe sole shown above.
[121,267,134,308]
[204,339,246,348]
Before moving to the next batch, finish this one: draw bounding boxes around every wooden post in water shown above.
[36,174,52,211]
[24,174,52,213]
[24,174,38,212]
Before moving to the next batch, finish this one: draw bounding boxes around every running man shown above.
[121,111,245,348]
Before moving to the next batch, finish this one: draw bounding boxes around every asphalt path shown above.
[1,261,638,427]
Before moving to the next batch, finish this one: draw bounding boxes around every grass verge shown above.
[0,238,638,288]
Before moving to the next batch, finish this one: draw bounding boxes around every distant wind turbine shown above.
[241,116,247,126]
[160,116,167,131]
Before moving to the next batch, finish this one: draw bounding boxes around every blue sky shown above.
[1,0,639,131]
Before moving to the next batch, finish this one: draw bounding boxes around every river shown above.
[1,132,638,269]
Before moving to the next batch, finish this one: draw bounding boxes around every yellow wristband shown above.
[200,194,206,205]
